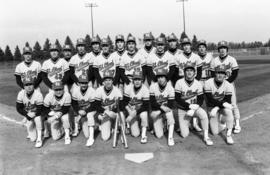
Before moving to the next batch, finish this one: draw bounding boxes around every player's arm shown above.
[168,58,176,81]
[205,93,231,108]
[195,65,202,80]
[227,69,239,83]
[88,65,94,82]
[69,66,79,84]
[113,66,121,85]
[150,95,164,112]
[142,65,148,82]
[175,92,190,110]
[71,99,79,113]
[93,67,103,86]
[90,99,105,113]
[41,71,53,89]
[119,67,130,85]
[16,102,31,120]
[137,99,149,114]
[15,75,24,89]
[34,72,42,89]
[148,66,156,83]
[197,94,204,106]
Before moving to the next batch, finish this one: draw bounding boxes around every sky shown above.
[1,0,270,51]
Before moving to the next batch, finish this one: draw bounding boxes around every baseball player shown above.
[118,35,147,86]
[41,44,70,92]
[210,41,241,134]
[92,38,120,86]
[114,34,126,56]
[175,38,202,81]
[148,37,176,85]
[90,70,124,141]
[71,74,96,146]
[204,65,235,145]
[63,44,73,62]
[43,81,72,145]
[15,46,42,90]
[122,70,149,143]
[175,62,213,146]
[16,76,43,148]
[149,68,175,146]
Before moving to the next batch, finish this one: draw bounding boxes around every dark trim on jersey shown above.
[92,51,101,57]
[154,51,165,58]
[127,51,137,58]
[104,86,113,96]
[158,83,167,93]
[16,102,29,119]
[184,79,194,87]
[214,79,224,89]
[41,72,53,88]
[23,61,33,68]
[205,93,231,108]
[218,55,228,63]
[133,86,142,95]
[144,46,153,53]
[15,74,24,89]
[227,69,239,83]
[183,52,192,58]
[117,50,125,56]
[175,92,190,110]
[168,48,177,55]
[195,66,202,80]
[50,58,60,64]
[69,66,79,84]
[102,52,111,59]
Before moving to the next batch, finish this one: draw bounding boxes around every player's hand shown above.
[54,112,63,119]
[27,111,36,118]
[223,102,233,110]
[189,104,199,111]
[186,109,195,117]
[48,111,55,117]
[210,107,219,118]
[161,105,171,113]
[78,110,86,117]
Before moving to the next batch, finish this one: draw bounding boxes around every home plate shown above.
[125,153,154,164]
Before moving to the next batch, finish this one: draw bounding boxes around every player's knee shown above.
[180,131,189,138]
[101,131,110,141]
[34,116,42,130]
[131,129,140,138]
[155,129,164,138]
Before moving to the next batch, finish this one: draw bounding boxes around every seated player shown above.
[90,70,124,141]
[149,68,175,146]
[43,81,72,145]
[122,70,149,143]
[71,74,96,147]
[16,77,43,148]
[175,62,213,146]
[204,65,235,145]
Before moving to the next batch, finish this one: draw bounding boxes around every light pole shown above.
[85,2,98,38]
[176,0,188,34]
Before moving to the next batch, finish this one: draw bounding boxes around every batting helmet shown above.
[115,35,125,42]
[49,44,60,52]
[218,41,229,50]
[167,33,178,42]
[23,46,33,55]
[63,44,72,51]
[181,37,191,45]
[76,38,86,47]
[156,37,166,45]
[126,35,136,43]
[133,70,143,80]
[197,40,207,47]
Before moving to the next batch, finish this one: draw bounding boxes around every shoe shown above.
[72,130,79,137]
[35,140,43,148]
[26,135,30,140]
[140,136,147,144]
[193,123,202,132]
[226,135,234,145]
[65,137,71,145]
[168,137,175,146]
[234,125,241,134]
[86,138,95,147]
[204,137,213,146]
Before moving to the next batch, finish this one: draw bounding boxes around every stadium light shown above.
[176,0,188,34]
[85,2,98,38]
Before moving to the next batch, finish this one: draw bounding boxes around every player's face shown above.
[144,40,152,47]
[54,89,64,97]
[92,43,100,52]
[198,45,207,55]
[116,41,125,50]
[133,79,142,88]
[185,68,195,80]
[157,76,167,86]
[183,44,191,53]
[79,82,88,91]
[215,72,226,82]
[104,78,113,89]
[24,83,34,93]
[218,47,228,57]
[169,41,177,49]
[77,45,86,55]
[156,44,165,53]
[50,50,59,59]
[23,53,32,63]
[63,50,72,59]
[102,45,110,53]
[127,42,136,52]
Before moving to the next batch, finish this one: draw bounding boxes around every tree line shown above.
[1,32,270,62]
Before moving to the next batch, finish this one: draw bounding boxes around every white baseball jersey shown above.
[69,53,91,78]
[124,84,149,110]
[88,52,101,66]
[204,78,232,103]
[148,51,175,76]
[149,82,175,106]
[95,86,122,111]
[44,91,71,111]
[119,52,146,76]
[16,89,43,112]
[111,50,125,64]
[167,49,182,57]
[210,55,239,79]
[138,47,156,65]
[71,86,95,110]
[15,61,41,80]
[93,53,119,78]
[41,58,69,83]
[199,53,213,79]
[175,52,202,77]
[175,78,203,104]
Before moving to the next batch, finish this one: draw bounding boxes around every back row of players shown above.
[15,33,241,148]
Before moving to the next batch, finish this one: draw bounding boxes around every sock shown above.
[235,119,240,127]
[37,129,42,141]
[203,129,209,139]
[65,129,70,138]
[227,129,232,136]
[89,126,94,140]
[168,125,174,139]
[141,127,147,138]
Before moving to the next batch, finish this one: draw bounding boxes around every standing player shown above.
[63,44,73,62]
[122,71,149,143]
[148,37,176,85]
[175,63,213,145]
[15,46,42,90]
[113,34,126,56]
[91,70,124,141]
[71,74,96,146]
[175,38,202,81]
[16,77,43,148]
[88,36,101,87]
[149,68,175,146]
[204,65,235,144]
[43,81,72,145]
[41,44,70,91]
[210,41,241,134]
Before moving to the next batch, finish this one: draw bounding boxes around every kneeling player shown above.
[204,66,235,145]
[16,77,44,148]
[149,68,175,146]
[71,74,96,146]
[122,71,149,143]
[91,70,124,141]
[175,63,213,146]
[43,81,72,145]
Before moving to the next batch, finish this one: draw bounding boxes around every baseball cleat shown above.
[168,137,175,146]
[193,123,202,132]
[72,130,79,137]
[204,137,214,146]
[233,125,241,134]
[140,136,148,144]
[86,138,95,147]
[65,137,71,145]
[226,135,234,145]
[35,140,43,148]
